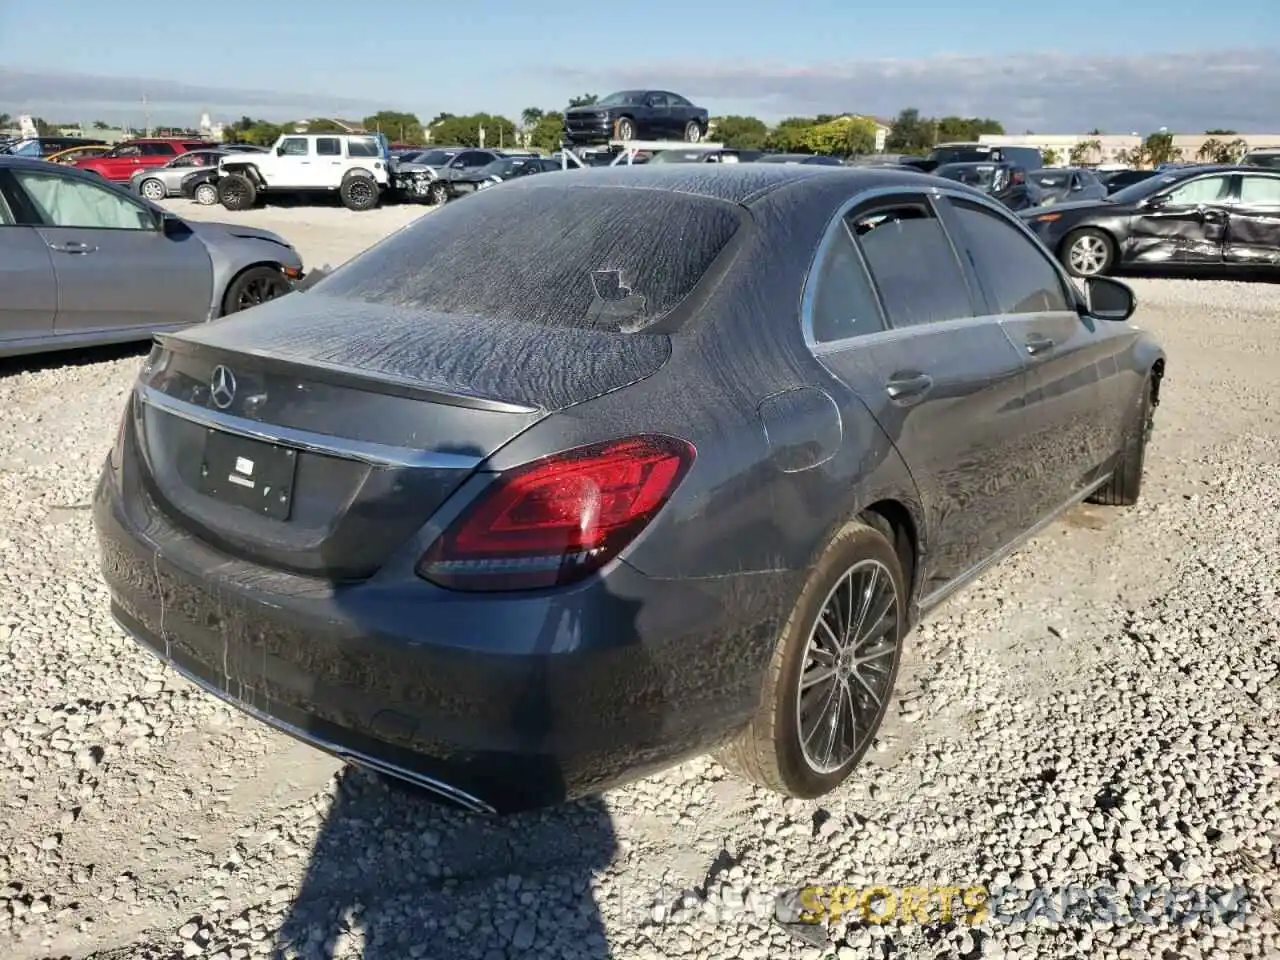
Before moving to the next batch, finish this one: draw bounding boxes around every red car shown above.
[73,138,215,182]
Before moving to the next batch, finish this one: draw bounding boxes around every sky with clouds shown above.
[2,0,1278,133]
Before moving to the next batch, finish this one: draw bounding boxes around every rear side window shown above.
[316,138,341,156]
[848,202,973,327]
[1240,175,1280,204]
[946,198,1072,314]
[810,223,885,342]
[346,137,381,158]
[315,183,743,332]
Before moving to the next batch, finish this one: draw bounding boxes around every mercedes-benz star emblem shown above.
[210,365,237,409]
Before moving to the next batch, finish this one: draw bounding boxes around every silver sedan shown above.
[128,149,230,201]
[0,156,306,358]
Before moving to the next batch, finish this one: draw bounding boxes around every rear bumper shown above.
[92,447,789,812]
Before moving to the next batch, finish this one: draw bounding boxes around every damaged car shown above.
[1021,164,1280,277]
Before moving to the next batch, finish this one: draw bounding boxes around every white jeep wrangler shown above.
[216,132,393,211]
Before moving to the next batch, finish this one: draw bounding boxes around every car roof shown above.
[504,162,948,207]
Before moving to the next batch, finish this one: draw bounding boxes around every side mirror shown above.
[1085,276,1136,322]
[275,146,286,156]
[1145,193,1169,210]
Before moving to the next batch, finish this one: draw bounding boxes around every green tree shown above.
[305,117,349,133]
[1143,131,1181,166]
[362,110,424,143]
[934,116,1004,141]
[884,108,935,153]
[0,113,11,128]
[1069,138,1102,165]
[521,107,544,129]
[712,115,768,150]
[800,116,877,157]
[567,94,598,107]
[1041,147,1061,166]
[1197,136,1248,163]
[92,119,110,130]
[1204,128,1237,135]
[528,113,565,152]
[766,117,818,152]
[430,113,517,148]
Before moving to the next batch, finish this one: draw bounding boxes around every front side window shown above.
[111,144,142,158]
[280,138,310,157]
[12,170,155,230]
[849,202,974,327]
[1165,175,1231,206]
[947,198,1072,315]
[140,142,176,156]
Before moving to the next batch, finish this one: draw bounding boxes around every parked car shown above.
[1021,164,1280,277]
[757,153,844,165]
[647,148,756,164]
[932,162,1049,211]
[1027,167,1109,204]
[2,136,108,158]
[43,144,112,165]
[395,148,507,204]
[73,138,216,182]
[180,168,221,206]
[901,143,1044,175]
[563,90,709,145]
[217,132,393,212]
[1242,148,1280,169]
[447,156,563,198]
[0,156,304,357]
[130,148,233,200]
[92,163,1164,814]
[1099,168,1162,194]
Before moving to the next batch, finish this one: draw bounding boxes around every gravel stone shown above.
[1,205,1277,960]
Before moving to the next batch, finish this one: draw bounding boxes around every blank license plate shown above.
[197,429,298,521]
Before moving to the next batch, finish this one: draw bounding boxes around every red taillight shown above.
[416,434,696,591]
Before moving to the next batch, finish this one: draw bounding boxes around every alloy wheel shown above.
[141,180,165,200]
[1069,235,1109,276]
[236,275,289,311]
[796,559,900,774]
[195,184,217,205]
[347,179,374,207]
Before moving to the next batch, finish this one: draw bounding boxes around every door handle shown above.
[48,241,97,255]
[885,372,934,401]
[1025,334,1055,356]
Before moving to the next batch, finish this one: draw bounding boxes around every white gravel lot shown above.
[1,199,1278,960]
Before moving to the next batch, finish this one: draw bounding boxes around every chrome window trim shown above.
[137,383,483,470]
[800,182,1083,352]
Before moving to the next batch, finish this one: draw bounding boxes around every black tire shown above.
[1088,374,1155,507]
[717,521,907,799]
[220,265,293,316]
[139,178,166,201]
[339,172,380,211]
[1060,227,1115,278]
[615,117,637,141]
[194,182,218,206]
[684,121,702,143]
[427,180,450,206]
[218,173,257,211]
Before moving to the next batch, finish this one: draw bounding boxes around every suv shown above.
[72,138,215,182]
[216,132,393,212]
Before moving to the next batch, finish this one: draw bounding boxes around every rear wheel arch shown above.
[221,162,264,187]
[859,500,920,611]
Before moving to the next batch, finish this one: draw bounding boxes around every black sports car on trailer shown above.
[563,90,709,145]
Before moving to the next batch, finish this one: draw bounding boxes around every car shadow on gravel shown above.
[268,573,646,959]
[0,341,150,380]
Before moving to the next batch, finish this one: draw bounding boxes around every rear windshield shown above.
[314,183,743,332]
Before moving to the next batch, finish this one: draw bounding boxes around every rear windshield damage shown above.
[312,184,744,332]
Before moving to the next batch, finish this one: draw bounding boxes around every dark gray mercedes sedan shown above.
[93,164,1166,813]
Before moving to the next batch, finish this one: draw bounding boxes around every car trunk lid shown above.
[133,292,671,581]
